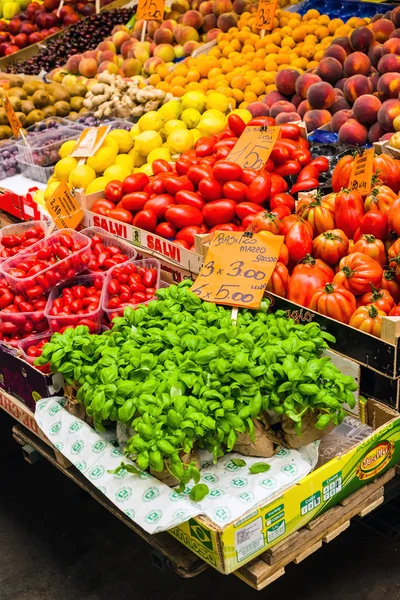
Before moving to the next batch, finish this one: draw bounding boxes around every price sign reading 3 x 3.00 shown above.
[136,0,165,21]
[348,148,374,196]
[192,231,284,309]
[256,0,278,30]
[227,125,280,171]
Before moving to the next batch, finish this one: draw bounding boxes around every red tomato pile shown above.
[264,154,400,338]
[87,233,130,272]
[105,262,158,321]
[0,225,45,259]
[22,336,51,373]
[90,119,329,251]
[47,276,104,333]
[0,279,48,344]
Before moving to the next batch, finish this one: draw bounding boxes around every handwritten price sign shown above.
[45,180,84,230]
[256,0,278,30]
[227,125,280,171]
[192,231,284,309]
[136,0,165,21]
[71,125,110,158]
[348,148,374,195]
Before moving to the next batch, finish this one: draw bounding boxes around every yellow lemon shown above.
[157,101,182,121]
[138,110,164,132]
[47,175,60,186]
[230,108,252,123]
[205,92,229,113]
[86,176,110,195]
[167,129,194,154]
[128,147,147,167]
[139,163,154,176]
[101,137,119,154]
[134,131,163,156]
[147,147,172,164]
[54,157,78,181]
[130,123,141,137]
[197,115,226,136]
[181,108,202,129]
[393,115,400,132]
[59,140,77,158]
[115,154,135,172]
[163,119,187,137]
[107,129,134,153]
[87,147,117,174]
[191,128,202,143]
[181,90,206,112]
[103,164,131,181]
[68,164,96,191]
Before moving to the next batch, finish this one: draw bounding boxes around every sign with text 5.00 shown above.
[192,231,284,309]
[136,0,164,21]
[256,0,278,30]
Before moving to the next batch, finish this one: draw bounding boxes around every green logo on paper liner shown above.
[54,442,64,451]
[224,460,240,472]
[281,464,299,477]
[49,404,62,417]
[74,461,87,472]
[213,506,232,524]
[49,421,62,436]
[69,421,83,434]
[259,477,277,490]
[110,448,124,459]
[145,510,163,525]
[71,440,85,455]
[173,509,187,520]
[142,487,160,502]
[230,478,248,489]
[115,487,133,502]
[89,465,105,480]
[125,509,135,519]
[275,448,290,458]
[202,474,219,484]
[189,519,213,550]
[237,491,255,505]
[208,488,224,499]
[92,440,106,454]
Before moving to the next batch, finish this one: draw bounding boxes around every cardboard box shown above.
[0,388,48,442]
[169,399,400,574]
[0,344,63,411]
[0,188,42,221]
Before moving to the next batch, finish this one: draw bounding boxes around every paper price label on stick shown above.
[136,0,165,21]
[348,148,374,195]
[227,125,280,171]
[71,125,110,158]
[192,231,284,309]
[45,181,84,230]
[256,0,278,30]
[3,93,22,138]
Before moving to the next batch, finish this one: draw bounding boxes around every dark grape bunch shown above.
[6,8,135,75]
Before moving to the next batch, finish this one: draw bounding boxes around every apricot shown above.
[304,109,332,132]
[338,119,368,145]
[275,68,300,96]
[377,72,400,99]
[350,26,375,52]
[353,94,381,124]
[343,51,371,77]
[315,57,343,85]
[331,109,353,133]
[377,98,400,131]
[270,100,297,118]
[295,73,321,99]
[307,81,336,109]
[323,44,347,64]
[370,19,395,43]
[377,53,400,74]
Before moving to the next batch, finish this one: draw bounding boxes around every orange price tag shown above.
[348,148,374,195]
[136,0,165,21]
[3,93,22,138]
[227,125,281,171]
[192,231,284,309]
[71,125,110,158]
[45,181,84,230]
[256,0,278,30]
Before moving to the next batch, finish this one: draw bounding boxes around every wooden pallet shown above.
[236,468,396,590]
[11,424,208,580]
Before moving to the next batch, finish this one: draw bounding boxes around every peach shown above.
[168,11,182,20]
[331,109,353,133]
[333,36,352,55]
[304,109,332,132]
[203,13,217,31]
[99,50,118,64]
[390,28,400,39]
[297,100,312,119]
[370,72,380,92]
[121,58,142,77]
[331,97,351,114]
[120,40,136,59]
[291,94,302,108]
[295,73,322,99]
[335,78,347,91]
[274,68,299,96]
[97,41,116,53]
[171,0,190,13]
[350,26,375,52]
[154,28,173,45]
[270,100,297,118]
[183,40,199,55]
[382,37,400,55]
[232,0,247,13]
[263,90,286,106]
[338,119,368,145]
[176,25,199,44]
[130,44,150,63]
[370,19,395,43]
[343,75,372,104]
[324,44,347,64]
[353,94,381,124]
[160,19,177,31]
[380,132,393,141]
[112,25,129,34]
[307,81,336,109]
[78,57,98,77]
[247,101,270,117]
[343,52,371,77]
[174,45,184,59]
[143,56,164,75]
[199,1,212,14]
[112,30,130,49]
[212,0,232,16]
[391,6,400,28]
[154,43,175,62]
[377,72,400,99]
[378,53,400,74]
[98,61,118,75]
[368,122,386,143]
[147,20,159,36]
[206,28,220,42]
[315,57,343,85]
[66,53,82,74]
[276,112,301,124]
[217,12,238,31]
[182,10,204,28]
[377,98,400,131]
[368,43,383,68]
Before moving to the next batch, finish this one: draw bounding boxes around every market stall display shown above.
[1,0,400,590]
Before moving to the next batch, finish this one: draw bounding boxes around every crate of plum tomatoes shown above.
[0,221,49,265]
[18,333,52,374]
[81,226,137,273]
[45,274,105,334]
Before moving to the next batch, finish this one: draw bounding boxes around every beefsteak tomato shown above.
[287,256,333,307]
[349,304,386,337]
[364,185,397,215]
[333,253,383,295]
[381,268,400,303]
[357,285,395,313]
[309,283,356,324]
[335,190,365,239]
[388,197,400,235]
[266,262,290,297]
[350,234,387,266]
[312,229,349,266]
[297,193,335,236]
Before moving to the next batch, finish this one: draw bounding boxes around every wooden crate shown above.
[235,468,396,590]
